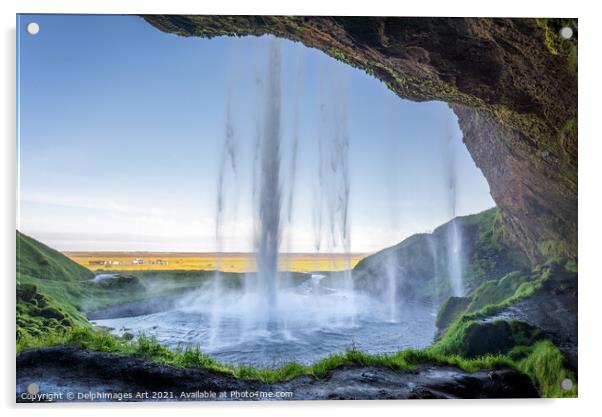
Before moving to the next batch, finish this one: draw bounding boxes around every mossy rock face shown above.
[16,282,78,340]
[353,208,529,302]
[434,263,558,335]
[143,16,577,263]
[466,271,531,312]
[462,320,543,358]
[436,296,471,330]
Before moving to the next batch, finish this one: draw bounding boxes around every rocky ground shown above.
[16,347,538,402]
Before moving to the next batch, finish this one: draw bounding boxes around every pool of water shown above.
[92,276,438,367]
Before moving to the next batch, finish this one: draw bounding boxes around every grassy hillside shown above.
[16,231,232,340]
[17,231,149,338]
[352,207,530,301]
[16,231,95,339]
[17,231,94,283]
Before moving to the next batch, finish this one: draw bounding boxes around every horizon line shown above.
[62,251,370,256]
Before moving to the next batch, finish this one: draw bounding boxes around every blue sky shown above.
[17,14,494,253]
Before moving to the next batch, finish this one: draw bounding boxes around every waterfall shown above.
[427,234,441,302]
[256,39,283,327]
[384,251,398,323]
[444,125,464,297]
[205,37,360,342]
[314,61,355,324]
[210,90,238,345]
[447,219,463,297]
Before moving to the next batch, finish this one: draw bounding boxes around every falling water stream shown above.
[445,127,465,297]
[91,37,474,367]
[256,39,283,328]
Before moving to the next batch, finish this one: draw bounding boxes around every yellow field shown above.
[64,252,367,273]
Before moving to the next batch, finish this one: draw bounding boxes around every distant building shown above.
[132,258,144,265]
[89,260,106,266]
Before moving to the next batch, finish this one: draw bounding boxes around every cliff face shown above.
[351,208,529,302]
[142,16,577,263]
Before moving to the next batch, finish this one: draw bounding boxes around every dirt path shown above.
[16,347,538,402]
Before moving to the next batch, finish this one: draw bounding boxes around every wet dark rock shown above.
[279,365,537,400]
[16,347,538,402]
[461,320,543,358]
[17,347,262,402]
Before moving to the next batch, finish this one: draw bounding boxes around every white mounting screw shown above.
[26,22,40,35]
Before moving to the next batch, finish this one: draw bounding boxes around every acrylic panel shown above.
[16,14,578,402]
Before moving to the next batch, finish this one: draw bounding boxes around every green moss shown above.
[16,230,97,335]
[432,319,542,358]
[16,282,83,340]
[565,259,577,273]
[428,258,577,397]
[537,239,571,261]
[434,259,575,363]
[436,296,470,329]
[436,269,536,335]
[467,271,530,312]
[534,18,578,77]
[517,340,577,398]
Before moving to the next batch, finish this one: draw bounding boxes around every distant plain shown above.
[64,252,368,273]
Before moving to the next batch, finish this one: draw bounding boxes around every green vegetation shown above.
[15,326,513,383]
[16,232,219,328]
[430,259,577,397]
[16,231,95,339]
[15,244,86,335]
[435,266,552,335]
[16,325,575,397]
[353,207,529,301]
[432,318,542,358]
[535,18,578,76]
[467,271,531,311]
[537,240,572,262]
[565,259,578,273]
[94,275,146,291]
[435,296,470,330]
[17,283,82,339]
[16,230,577,398]
[17,231,94,283]
[516,340,577,398]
